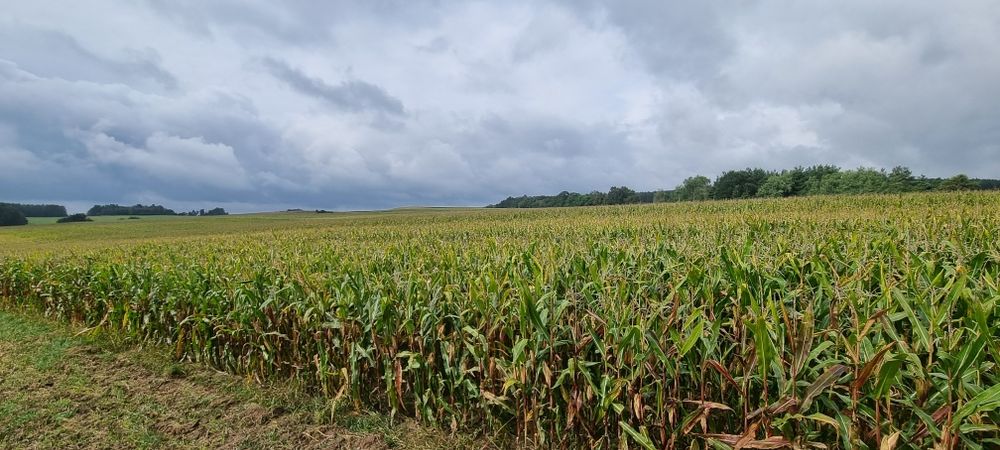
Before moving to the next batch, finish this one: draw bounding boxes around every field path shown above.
[0,311,457,450]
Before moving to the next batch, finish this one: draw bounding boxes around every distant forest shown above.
[0,202,67,217]
[87,204,228,216]
[88,204,178,216]
[489,166,1000,208]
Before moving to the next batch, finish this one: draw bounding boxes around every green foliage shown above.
[0,204,28,226]
[490,164,1000,208]
[712,168,770,199]
[939,174,979,191]
[675,175,713,201]
[888,166,915,192]
[3,192,1000,448]
[178,208,229,216]
[88,204,177,216]
[757,172,794,197]
[0,203,67,217]
[56,214,93,223]
[490,187,653,208]
[606,186,638,204]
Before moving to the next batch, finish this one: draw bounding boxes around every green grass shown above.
[0,310,481,449]
[25,215,188,225]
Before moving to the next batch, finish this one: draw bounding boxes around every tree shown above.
[606,186,637,204]
[938,174,978,191]
[888,166,915,192]
[817,168,888,194]
[846,168,889,193]
[484,165,1000,208]
[587,191,606,205]
[88,204,177,216]
[0,203,67,217]
[203,207,229,216]
[675,176,712,201]
[652,190,677,203]
[757,172,794,197]
[56,214,93,223]
[797,165,841,195]
[979,179,1000,190]
[0,204,28,226]
[713,169,770,199]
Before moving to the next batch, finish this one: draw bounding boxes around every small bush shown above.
[57,214,93,223]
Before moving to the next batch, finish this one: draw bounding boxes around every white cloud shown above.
[1,0,998,211]
[80,131,252,191]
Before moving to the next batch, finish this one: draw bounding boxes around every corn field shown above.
[2,193,1000,449]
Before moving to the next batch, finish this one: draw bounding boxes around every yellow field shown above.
[2,192,999,448]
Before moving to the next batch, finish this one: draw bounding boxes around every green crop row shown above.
[2,192,999,448]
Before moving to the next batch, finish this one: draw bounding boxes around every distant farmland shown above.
[2,192,999,448]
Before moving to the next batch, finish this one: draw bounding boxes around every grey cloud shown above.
[262,58,405,116]
[709,1,1000,177]
[144,0,446,46]
[144,0,332,44]
[78,130,252,191]
[416,36,450,54]
[0,61,278,204]
[562,0,734,79]
[0,22,176,91]
[1,1,999,212]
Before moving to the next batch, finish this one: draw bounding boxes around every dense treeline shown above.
[1,202,231,218]
[489,165,998,207]
[177,207,228,216]
[0,204,28,226]
[88,204,177,216]
[0,202,67,217]
[88,204,229,216]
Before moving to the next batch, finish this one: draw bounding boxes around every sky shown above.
[2,1,999,213]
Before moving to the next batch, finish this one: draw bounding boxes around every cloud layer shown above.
[2,1,998,211]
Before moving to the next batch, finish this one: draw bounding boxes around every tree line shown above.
[488,166,998,208]
[0,202,67,217]
[1,202,230,227]
[1,202,67,227]
[87,204,178,215]
[0,204,29,226]
[177,208,229,216]
[87,204,228,216]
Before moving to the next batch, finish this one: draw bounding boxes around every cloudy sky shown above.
[2,1,999,212]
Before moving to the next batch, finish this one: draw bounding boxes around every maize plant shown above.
[1,192,1000,448]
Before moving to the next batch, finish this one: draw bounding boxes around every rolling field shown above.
[23,215,188,225]
[2,193,1000,448]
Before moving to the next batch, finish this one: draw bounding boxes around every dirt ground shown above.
[0,311,483,450]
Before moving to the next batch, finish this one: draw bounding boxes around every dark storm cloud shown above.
[1,1,998,212]
[262,58,405,116]
[0,61,271,203]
